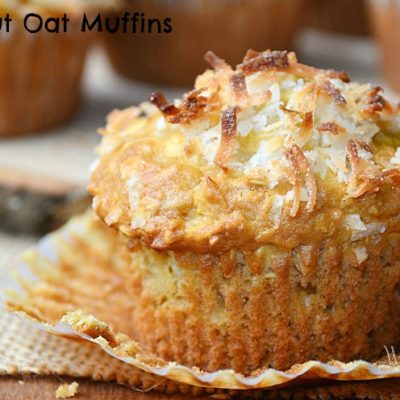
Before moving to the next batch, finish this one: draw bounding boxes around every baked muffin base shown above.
[121,233,400,374]
[6,211,400,392]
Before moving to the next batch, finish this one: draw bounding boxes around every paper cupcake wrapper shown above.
[2,211,400,391]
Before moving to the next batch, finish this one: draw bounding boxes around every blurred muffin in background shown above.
[102,0,305,86]
[306,0,369,36]
[0,0,99,137]
[367,0,400,92]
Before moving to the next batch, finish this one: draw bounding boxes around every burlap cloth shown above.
[0,232,174,392]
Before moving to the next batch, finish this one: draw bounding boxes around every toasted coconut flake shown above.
[238,50,290,76]
[150,89,208,124]
[306,173,318,214]
[230,71,248,106]
[354,139,372,153]
[204,51,231,71]
[363,86,388,114]
[317,121,344,135]
[280,104,301,118]
[149,92,179,116]
[346,139,360,168]
[287,65,349,83]
[251,90,272,107]
[346,139,383,198]
[300,112,314,140]
[214,107,238,169]
[243,48,260,62]
[326,69,351,83]
[279,108,313,140]
[321,81,347,104]
[284,145,317,217]
[287,62,321,79]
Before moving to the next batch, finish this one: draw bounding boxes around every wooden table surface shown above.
[0,377,204,400]
[3,375,400,400]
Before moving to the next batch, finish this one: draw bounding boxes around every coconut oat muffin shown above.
[306,0,370,36]
[0,0,106,137]
[368,0,400,92]
[102,0,305,86]
[90,50,400,373]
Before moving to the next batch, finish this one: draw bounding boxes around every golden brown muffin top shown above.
[89,50,400,253]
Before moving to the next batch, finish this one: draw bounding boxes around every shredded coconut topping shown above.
[145,49,400,207]
[214,107,238,169]
[205,51,232,71]
[93,49,400,249]
[284,144,317,217]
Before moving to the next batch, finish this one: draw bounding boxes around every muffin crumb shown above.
[56,382,79,399]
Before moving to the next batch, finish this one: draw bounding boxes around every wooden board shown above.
[0,168,90,235]
[2,376,400,399]
[0,377,202,400]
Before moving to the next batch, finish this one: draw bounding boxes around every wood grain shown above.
[0,169,90,235]
[0,377,209,400]
[2,376,400,400]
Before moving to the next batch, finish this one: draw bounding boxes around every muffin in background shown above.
[305,0,369,36]
[0,1,93,137]
[103,0,305,86]
[90,50,400,373]
[367,0,400,92]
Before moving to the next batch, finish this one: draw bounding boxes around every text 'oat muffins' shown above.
[89,50,400,374]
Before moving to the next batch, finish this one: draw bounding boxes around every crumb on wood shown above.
[55,382,79,399]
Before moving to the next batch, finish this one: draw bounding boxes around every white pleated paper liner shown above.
[2,211,400,391]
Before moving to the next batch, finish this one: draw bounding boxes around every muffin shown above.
[102,0,305,86]
[89,50,400,374]
[305,0,370,36]
[367,0,400,92]
[0,0,94,137]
